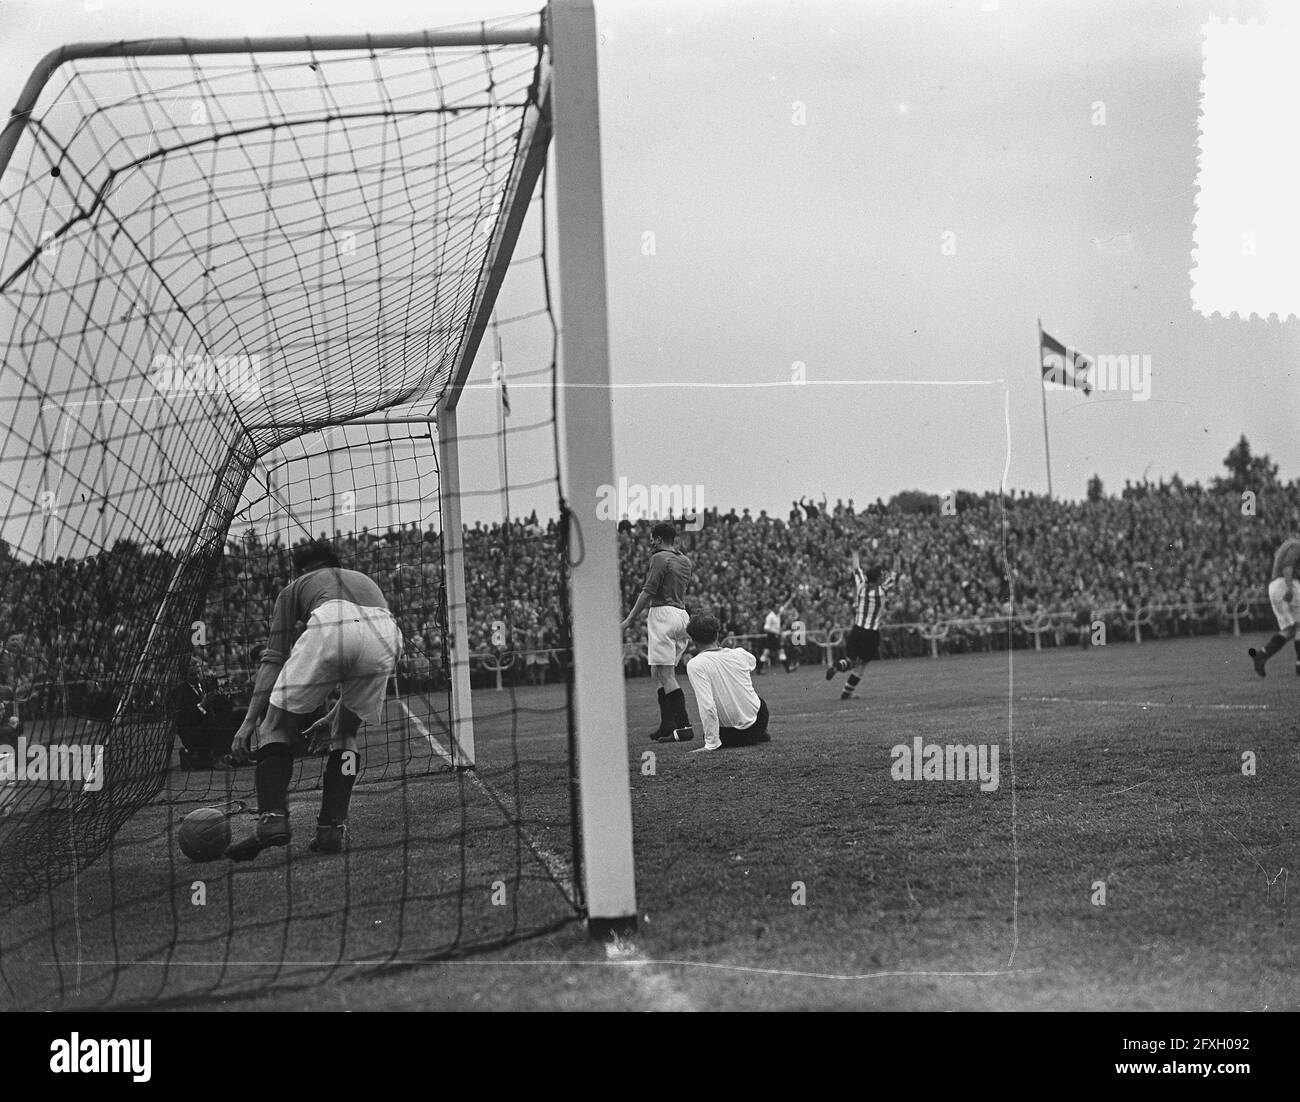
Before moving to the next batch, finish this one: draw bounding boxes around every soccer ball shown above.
[178,807,231,862]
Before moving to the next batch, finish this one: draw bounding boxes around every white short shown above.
[1268,577,1300,632]
[646,605,689,667]
[269,600,402,726]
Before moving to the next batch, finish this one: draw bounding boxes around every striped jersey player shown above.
[826,549,897,700]
[1248,535,1300,678]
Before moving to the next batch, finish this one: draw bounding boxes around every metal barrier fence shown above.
[612,597,1271,678]
[1,598,1273,705]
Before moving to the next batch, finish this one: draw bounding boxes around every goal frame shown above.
[0,0,637,938]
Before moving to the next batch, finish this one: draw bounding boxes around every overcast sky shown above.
[2,0,1297,530]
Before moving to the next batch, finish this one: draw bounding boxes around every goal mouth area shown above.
[0,3,637,1003]
[1,18,550,568]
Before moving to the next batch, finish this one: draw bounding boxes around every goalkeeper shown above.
[226,540,402,860]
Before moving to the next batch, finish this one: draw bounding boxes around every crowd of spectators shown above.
[633,481,1295,659]
[2,478,1297,713]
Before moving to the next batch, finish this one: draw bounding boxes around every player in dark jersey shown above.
[621,521,694,742]
[1248,535,1300,677]
[826,550,897,700]
[226,540,401,860]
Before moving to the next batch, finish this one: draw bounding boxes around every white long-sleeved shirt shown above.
[686,647,761,751]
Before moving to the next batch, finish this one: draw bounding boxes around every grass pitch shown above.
[2,635,1295,1010]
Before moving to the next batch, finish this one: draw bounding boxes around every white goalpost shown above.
[0,0,637,938]
[432,0,637,935]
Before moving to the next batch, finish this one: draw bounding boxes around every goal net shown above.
[0,6,622,1009]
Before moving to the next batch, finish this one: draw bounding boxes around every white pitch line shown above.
[54,957,1042,984]
[395,698,700,1012]
[457,378,1007,391]
[1021,696,1268,711]
[392,695,446,761]
[394,698,571,892]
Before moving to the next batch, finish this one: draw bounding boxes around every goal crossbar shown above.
[0,24,543,179]
[0,0,637,940]
[0,18,547,420]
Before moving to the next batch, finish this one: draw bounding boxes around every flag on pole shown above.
[491,315,510,416]
[1039,329,1092,396]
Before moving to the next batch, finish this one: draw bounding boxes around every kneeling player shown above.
[827,551,896,700]
[1248,534,1300,677]
[227,540,402,859]
[685,614,770,752]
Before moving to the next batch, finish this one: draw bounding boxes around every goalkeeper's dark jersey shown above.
[262,567,389,665]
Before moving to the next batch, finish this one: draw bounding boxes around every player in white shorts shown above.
[621,521,694,742]
[1248,535,1300,678]
[227,539,402,859]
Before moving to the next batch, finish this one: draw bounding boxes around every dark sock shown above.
[841,673,861,699]
[1293,640,1300,661]
[1263,633,1288,659]
[656,687,672,733]
[665,688,691,730]
[319,748,359,825]
[254,743,291,814]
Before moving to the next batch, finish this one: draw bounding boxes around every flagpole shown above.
[1037,316,1052,499]
[493,317,510,522]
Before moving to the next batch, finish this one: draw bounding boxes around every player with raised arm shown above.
[226,539,402,859]
[621,521,694,742]
[826,549,897,700]
[685,614,770,751]
[1248,534,1300,677]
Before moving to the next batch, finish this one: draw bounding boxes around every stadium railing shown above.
[676,597,1272,670]
[3,598,1271,716]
